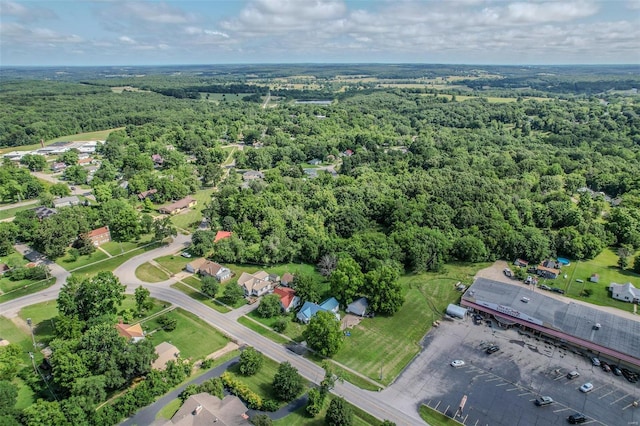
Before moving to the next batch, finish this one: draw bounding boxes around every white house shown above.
[609,282,640,303]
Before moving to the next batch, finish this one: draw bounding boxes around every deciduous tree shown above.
[325,397,353,426]
[303,310,344,357]
[272,362,304,402]
[257,294,281,318]
[239,347,263,376]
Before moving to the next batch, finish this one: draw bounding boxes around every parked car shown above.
[579,382,593,393]
[534,396,554,406]
[450,360,465,368]
[591,357,601,366]
[551,287,565,294]
[539,284,551,290]
[601,362,611,372]
[613,366,623,376]
[566,371,580,380]
[622,368,638,383]
[567,413,587,424]
[181,252,192,258]
[486,345,500,354]
[521,296,530,303]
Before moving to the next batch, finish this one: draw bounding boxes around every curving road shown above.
[0,234,425,426]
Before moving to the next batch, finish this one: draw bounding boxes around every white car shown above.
[579,382,593,393]
[450,360,465,367]
[181,252,192,258]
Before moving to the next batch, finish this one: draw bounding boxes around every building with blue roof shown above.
[296,297,341,324]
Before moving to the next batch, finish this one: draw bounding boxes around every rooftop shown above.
[462,278,640,365]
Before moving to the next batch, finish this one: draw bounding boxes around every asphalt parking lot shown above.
[381,317,640,425]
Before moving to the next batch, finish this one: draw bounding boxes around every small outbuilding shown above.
[346,297,369,317]
[446,304,468,319]
[590,274,600,283]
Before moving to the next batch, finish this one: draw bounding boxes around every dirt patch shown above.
[11,316,31,334]
[341,314,363,330]
[475,260,515,283]
[204,341,239,361]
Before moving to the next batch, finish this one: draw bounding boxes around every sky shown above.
[1,0,639,66]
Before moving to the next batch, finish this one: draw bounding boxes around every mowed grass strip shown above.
[56,248,109,271]
[170,282,231,313]
[237,316,290,345]
[226,355,291,403]
[146,308,230,361]
[154,254,190,275]
[419,404,464,425]
[0,278,56,303]
[333,262,489,386]
[135,262,169,283]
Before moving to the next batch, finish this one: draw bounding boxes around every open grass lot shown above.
[0,202,38,220]
[0,251,29,292]
[237,316,290,345]
[135,262,169,283]
[170,188,216,232]
[545,248,640,313]
[245,310,306,342]
[71,243,160,277]
[0,278,56,304]
[154,253,190,274]
[332,262,489,386]
[155,398,182,420]
[145,308,230,361]
[226,355,292,403]
[14,377,35,410]
[0,128,123,155]
[171,278,232,313]
[55,248,109,271]
[273,399,385,426]
[419,404,463,426]
[101,234,155,256]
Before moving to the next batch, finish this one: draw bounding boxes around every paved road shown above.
[0,235,425,425]
[31,171,91,197]
[0,199,38,211]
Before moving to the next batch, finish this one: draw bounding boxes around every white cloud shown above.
[119,35,136,44]
[121,2,196,24]
[0,22,82,45]
[505,1,599,23]
[0,0,57,22]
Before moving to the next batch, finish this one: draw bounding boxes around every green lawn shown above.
[273,398,385,426]
[332,262,489,386]
[146,308,230,361]
[71,243,160,277]
[154,254,191,274]
[55,248,109,271]
[0,251,30,293]
[135,262,170,283]
[237,316,290,344]
[182,276,202,287]
[546,248,640,313]
[245,310,306,342]
[0,278,56,304]
[170,188,216,232]
[14,377,35,410]
[227,355,291,403]
[156,398,182,420]
[419,404,464,425]
[170,281,232,313]
[0,203,38,220]
[101,234,155,256]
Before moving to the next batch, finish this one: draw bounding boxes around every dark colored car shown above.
[567,413,587,424]
[613,366,623,376]
[486,345,500,354]
[566,371,580,380]
[551,287,565,294]
[539,284,551,290]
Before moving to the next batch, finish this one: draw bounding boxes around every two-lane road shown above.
[0,234,425,425]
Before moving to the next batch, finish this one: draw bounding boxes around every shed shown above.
[346,297,369,317]
[446,304,467,319]
[590,274,600,283]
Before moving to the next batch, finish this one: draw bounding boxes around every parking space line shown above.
[553,408,570,413]
[506,387,519,391]
[623,402,636,410]
[518,392,531,396]
[476,373,492,378]
[485,377,501,382]
[598,389,615,399]
[611,394,629,405]
[528,398,536,402]
[495,382,509,387]
[553,375,565,381]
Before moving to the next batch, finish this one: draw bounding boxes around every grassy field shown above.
[0,202,38,220]
[156,398,182,420]
[55,248,109,270]
[237,316,290,344]
[273,398,385,426]
[101,234,155,256]
[419,404,463,425]
[135,262,170,282]
[245,310,306,342]
[331,262,489,386]
[145,309,230,361]
[0,278,56,303]
[154,254,191,274]
[226,355,290,403]
[540,248,640,313]
[169,188,216,232]
[70,243,160,277]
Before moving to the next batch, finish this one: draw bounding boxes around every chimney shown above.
[192,404,203,416]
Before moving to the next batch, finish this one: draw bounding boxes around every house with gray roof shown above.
[346,297,369,317]
[609,282,640,304]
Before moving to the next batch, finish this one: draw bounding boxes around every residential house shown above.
[609,282,640,303]
[115,322,145,342]
[53,195,80,208]
[590,274,600,283]
[273,287,300,313]
[155,392,249,426]
[51,162,67,172]
[281,273,294,287]
[303,169,318,178]
[242,170,264,181]
[152,154,164,166]
[536,264,560,279]
[236,271,273,297]
[158,196,197,214]
[152,342,180,371]
[308,158,322,166]
[86,226,111,247]
[513,259,529,268]
[214,231,233,243]
[185,258,208,274]
[296,297,341,324]
[346,297,369,317]
[32,206,57,220]
[199,261,232,282]
[138,189,158,201]
[77,157,93,166]
[542,259,562,270]
[341,149,354,157]
[0,264,10,275]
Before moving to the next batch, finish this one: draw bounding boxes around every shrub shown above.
[273,317,288,333]
[261,399,279,412]
[221,372,263,410]
[239,347,263,376]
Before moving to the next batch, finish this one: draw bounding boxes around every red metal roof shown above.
[214,231,233,243]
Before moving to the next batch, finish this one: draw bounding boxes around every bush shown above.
[273,317,288,333]
[221,372,263,410]
[199,377,224,399]
[200,358,214,369]
[158,315,177,331]
[239,347,263,376]
[261,399,279,412]
[251,414,273,426]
